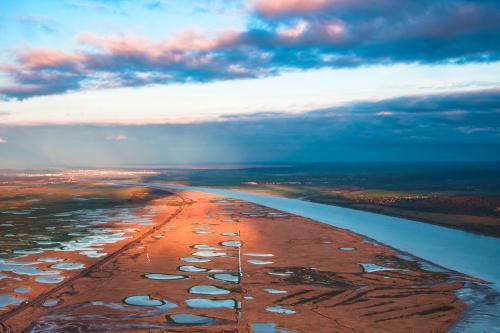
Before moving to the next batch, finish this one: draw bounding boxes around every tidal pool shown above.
[37,258,64,263]
[222,232,239,237]
[189,285,231,295]
[360,263,400,273]
[245,253,274,257]
[42,299,59,307]
[181,257,211,263]
[264,288,287,294]
[248,259,274,265]
[0,295,23,309]
[51,262,85,270]
[251,322,297,333]
[220,240,242,248]
[0,260,59,276]
[167,313,216,325]
[266,305,296,315]
[123,295,177,311]
[192,251,227,257]
[14,287,30,294]
[36,276,65,284]
[192,244,220,250]
[210,273,240,284]
[185,298,237,309]
[178,265,208,273]
[143,273,188,280]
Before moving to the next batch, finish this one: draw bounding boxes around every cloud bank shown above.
[1,0,500,99]
[1,89,498,166]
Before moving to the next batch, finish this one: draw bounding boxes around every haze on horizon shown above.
[0,0,499,167]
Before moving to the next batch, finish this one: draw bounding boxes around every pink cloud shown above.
[252,0,332,17]
[17,49,85,70]
[78,33,154,56]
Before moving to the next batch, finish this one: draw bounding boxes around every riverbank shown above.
[227,184,500,238]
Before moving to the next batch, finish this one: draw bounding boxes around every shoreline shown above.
[222,186,500,238]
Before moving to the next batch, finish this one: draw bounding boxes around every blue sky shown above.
[0,0,499,166]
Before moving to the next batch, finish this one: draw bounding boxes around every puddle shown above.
[193,251,227,257]
[220,240,242,248]
[80,251,107,258]
[181,257,211,263]
[37,258,64,263]
[264,288,287,294]
[210,273,240,284]
[123,295,177,310]
[339,247,356,251]
[192,244,220,250]
[222,232,239,237]
[1,260,60,276]
[248,259,274,265]
[123,295,163,306]
[167,313,216,325]
[266,305,296,315]
[185,298,237,309]
[0,295,23,309]
[42,299,59,307]
[245,253,274,257]
[360,263,400,273]
[36,276,65,284]
[144,273,188,280]
[14,287,30,294]
[267,272,292,277]
[244,296,254,300]
[178,265,208,273]
[189,285,231,295]
[251,322,298,333]
[51,262,85,271]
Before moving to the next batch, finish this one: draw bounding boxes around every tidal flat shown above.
[0,170,498,332]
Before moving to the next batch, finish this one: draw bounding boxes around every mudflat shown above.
[1,190,467,332]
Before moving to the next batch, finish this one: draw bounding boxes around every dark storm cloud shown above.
[1,0,500,99]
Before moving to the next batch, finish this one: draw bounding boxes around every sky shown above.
[0,0,499,167]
